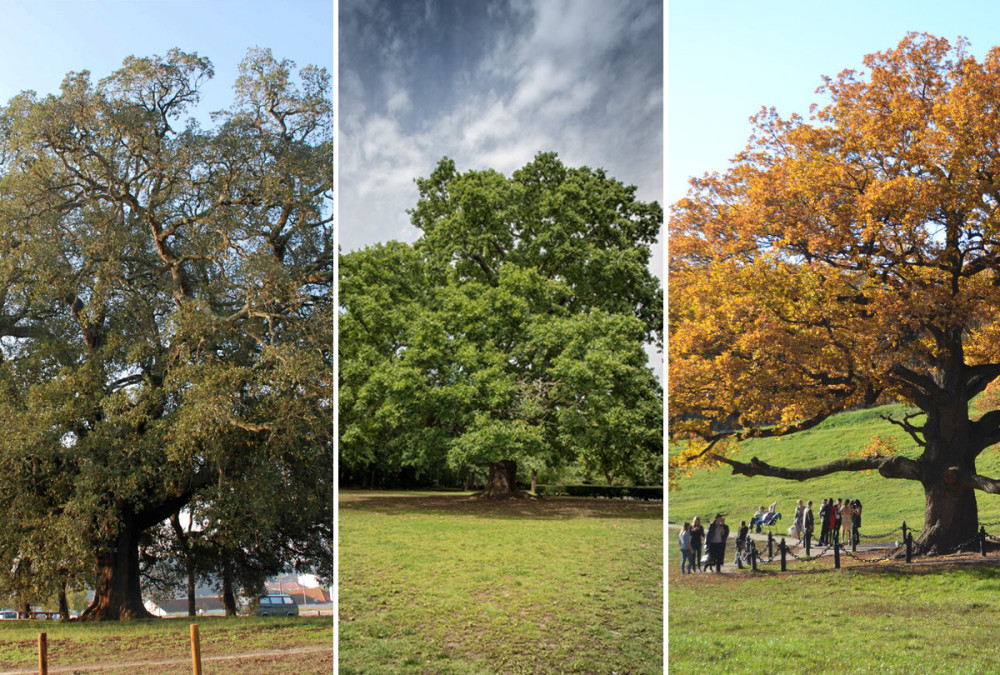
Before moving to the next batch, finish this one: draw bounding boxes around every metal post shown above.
[768,532,774,559]
[38,632,47,675]
[191,624,202,675]
[905,532,912,563]
[833,534,840,569]
[736,539,744,569]
[751,543,758,571]
[780,538,787,572]
[805,529,811,557]
[901,521,907,543]
[981,526,988,557]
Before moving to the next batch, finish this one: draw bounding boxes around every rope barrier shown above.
[724,522,999,572]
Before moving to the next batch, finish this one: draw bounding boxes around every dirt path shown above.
[0,645,332,675]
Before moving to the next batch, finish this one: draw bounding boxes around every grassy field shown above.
[669,403,1000,537]
[668,551,1000,674]
[669,403,1000,673]
[0,615,332,673]
[338,491,663,674]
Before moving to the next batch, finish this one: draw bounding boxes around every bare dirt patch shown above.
[338,492,662,520]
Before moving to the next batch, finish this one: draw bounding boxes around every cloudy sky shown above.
[338,0,663,273]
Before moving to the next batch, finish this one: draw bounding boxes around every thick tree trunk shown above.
[58,584,70,621]
[917,470,980,554]
[477,460,524,499]
[221,560,237,616]
[80,515,155,621]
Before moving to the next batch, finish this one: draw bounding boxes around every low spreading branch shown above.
[711,452,922,482]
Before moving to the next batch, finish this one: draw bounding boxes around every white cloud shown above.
[339,0,662,256]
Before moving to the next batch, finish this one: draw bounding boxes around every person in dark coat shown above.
[803,500,815,545]
[818,499,830,545]
[735,520,749,564]
[705,514,730,573]
[690,516,705,572]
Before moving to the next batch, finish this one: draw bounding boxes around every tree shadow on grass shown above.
[338,493,663,521]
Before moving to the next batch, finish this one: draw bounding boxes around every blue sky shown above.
[0,0,332,124]
[668,1,1000,206]
[339,0,664,260]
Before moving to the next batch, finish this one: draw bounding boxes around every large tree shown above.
[340,153,662,496]
[670,33,1000,553]
[0,48,332,618]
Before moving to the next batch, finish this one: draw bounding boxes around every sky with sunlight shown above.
[0,0,332,128]
[668,1,1000,206]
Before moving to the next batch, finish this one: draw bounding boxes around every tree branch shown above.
[711,452,922,482]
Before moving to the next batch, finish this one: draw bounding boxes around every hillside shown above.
[669,404,1000,539]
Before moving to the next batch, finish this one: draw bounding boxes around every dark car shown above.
[256,594,299,616]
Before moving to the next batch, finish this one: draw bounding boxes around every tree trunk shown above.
[531,469,537,494]
[916,469,980,554]
[221,560,237,616]
[58,584,70,621]
[187,567,197,617]
[477,460,523,499]
[464,468,472,492]
[80,515,155,621]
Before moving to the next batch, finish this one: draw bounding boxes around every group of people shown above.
[676,497,865,575]
[677,514,731,574]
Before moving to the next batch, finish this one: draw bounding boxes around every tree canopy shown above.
[0,47,332,618]
[340,153,662,493]
[669,33,1000,552]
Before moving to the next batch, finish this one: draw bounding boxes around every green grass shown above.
[669,559,1000,674]
[0,615,331,671]
[338,491,663,674]
[669,403,1000,537]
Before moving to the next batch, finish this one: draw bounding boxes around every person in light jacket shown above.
[678,522,694,574]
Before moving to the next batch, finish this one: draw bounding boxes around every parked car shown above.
[256,594,299,617]
[0,610,16,620]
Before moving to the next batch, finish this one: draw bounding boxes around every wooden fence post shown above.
[780,538,787,572]
[191,624,202,675]
[805,529,811,557]
[833,535,840,569]
[905,531,913,563]
[38,632,47,675]
[768,532,773,559]
[981,526,988,557]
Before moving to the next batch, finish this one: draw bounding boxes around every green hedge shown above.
[535,485,663,500]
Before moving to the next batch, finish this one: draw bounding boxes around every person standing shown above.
[679,523,694,574]
[690,516,705,572]
[804,500,815,546]
[705,514,730,573]
[841,498,854,546]
[735,520,749,564]
[852,498,863,545]
[832,498,843,543]
[792,499,805,540]
[818,499,830,545]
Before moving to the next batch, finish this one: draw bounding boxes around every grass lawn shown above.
[338,491,663,674]
[668,544,1000,674]
[668,401,1000,673]
[0,615,332,673]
